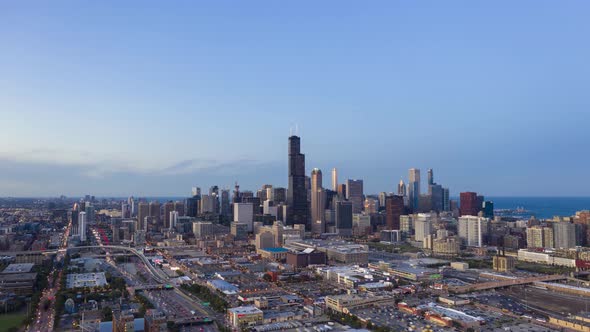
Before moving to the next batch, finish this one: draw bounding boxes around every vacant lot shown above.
[0,312,25,332]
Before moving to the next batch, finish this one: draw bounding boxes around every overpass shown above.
[449,274,568,293]
[69,245,170,283]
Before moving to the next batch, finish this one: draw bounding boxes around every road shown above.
[27,222,71,332]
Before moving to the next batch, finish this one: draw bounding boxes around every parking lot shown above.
[352,306,447,332]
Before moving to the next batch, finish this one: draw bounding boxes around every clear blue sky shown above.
[1,1,589,197]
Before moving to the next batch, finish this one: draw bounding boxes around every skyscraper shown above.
[442,188,450,211]
[191,187,201,197]
[482,201,494,219]
[185,196,200,217]
[163,201,174,228]
[221,189,230,216]
[234,203,254,232]
[287,135,309,229]
[429,184,444,212]
[385,195,404,230]
[335,200,353,236]
[311,168,325,234]
[331,168,338,191]
[458,216,489,247]
[397,180,406,197]
[169,211,179,231]
[427,168,434,186]
[273,187,287,203]
[460,192,480,216]
[553,222,576,249]
[138,202,149,231]
[79,211,87,242]
[346,179,364,214]
[148,201,160,224]
[526,226,554,248]
[408,168,420,212]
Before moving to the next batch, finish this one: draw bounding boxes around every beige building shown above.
[227,306,263,328]
[526,226,554,248]
[493,255,516,272]
[255,231,274,250]
[433,236,461,256]
[193,221,213,238]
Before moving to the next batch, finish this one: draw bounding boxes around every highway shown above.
[71,245,170,283]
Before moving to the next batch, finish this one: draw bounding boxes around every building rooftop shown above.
[66,272,108,289]
[1,263,34,274]
[261,247,288,253]
[228,306,263,315]
[208,279,239,295]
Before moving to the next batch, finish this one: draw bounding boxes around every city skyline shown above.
[1,1,590,197]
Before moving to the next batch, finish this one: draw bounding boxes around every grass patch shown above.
[0,312,26,332]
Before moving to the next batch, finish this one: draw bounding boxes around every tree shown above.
[101,306,113,321]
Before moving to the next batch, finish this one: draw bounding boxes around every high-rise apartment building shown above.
[173,201,185,216]
[526,226,554,248]
[200,195,215,214]
[163,201,174,229]
[193,221,213,238]
[148,201,160,224]
[346,179,364,214]
[138,202,149,231]
[287,135,309,228]
[414,217,433,242]
[169,211,179,231]
[458,216,489,247]
[79,211,87,242]
[553,222,576,249]
[234,202,254,232]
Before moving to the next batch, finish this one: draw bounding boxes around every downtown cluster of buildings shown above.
[68,135,590,268]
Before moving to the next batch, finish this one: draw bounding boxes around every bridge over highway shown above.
[68,245,170,283]
[449,274,568,293]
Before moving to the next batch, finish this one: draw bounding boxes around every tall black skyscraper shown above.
[287,135,309,229]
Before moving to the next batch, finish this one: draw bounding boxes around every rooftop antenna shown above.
[289,126,293,136]
[295,123,299,136]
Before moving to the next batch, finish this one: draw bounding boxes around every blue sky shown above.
[1,1,589,197]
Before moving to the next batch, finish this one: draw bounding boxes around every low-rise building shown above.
[227,306,264,328]
[517,249,576,267]
[66,272,108,289]
[325,294,394,313]
[257,247,288,261]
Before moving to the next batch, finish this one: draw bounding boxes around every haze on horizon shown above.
[1,1,589,197]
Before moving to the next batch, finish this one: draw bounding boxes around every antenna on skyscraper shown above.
[295,123,299,136]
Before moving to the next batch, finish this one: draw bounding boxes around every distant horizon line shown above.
[1,195,590,199]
